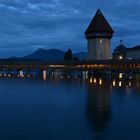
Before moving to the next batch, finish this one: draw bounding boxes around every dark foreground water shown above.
[0,74,140,140]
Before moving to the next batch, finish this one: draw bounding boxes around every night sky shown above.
[0,0,140,57]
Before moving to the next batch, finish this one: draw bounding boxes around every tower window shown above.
[100,39,103,44]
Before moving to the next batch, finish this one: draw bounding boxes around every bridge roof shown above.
[0,59,140,65]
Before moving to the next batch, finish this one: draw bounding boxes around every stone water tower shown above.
[85,9,114,60]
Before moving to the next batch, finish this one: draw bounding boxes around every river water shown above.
[0,73,140,140]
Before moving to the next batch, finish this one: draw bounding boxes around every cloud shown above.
[0,0,140,57]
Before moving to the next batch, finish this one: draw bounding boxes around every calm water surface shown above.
[0,74,140,140]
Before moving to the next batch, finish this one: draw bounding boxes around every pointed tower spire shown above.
[120,40,123,45]
[85,9,114,60]
[97,9,101,14]
[85,9,114,37]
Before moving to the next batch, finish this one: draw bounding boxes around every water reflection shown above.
[90,77,93,83]
[113,79,116,87]
[43,70,47,80]
[1,71,140,139]
[94,78,97,84]
[99,78,102,85]
[128,81,132,87]
[19,70,24,78]
[85,74,140,134]
[111,73,133,88]
[119,81,122,87]
[119,73,123,79]
[86,76,112,132]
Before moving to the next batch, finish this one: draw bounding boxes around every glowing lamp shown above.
[119,56,123,60]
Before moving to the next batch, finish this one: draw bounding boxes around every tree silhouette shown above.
[64,49,72,61]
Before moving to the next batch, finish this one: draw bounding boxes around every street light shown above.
[119,56,123,60]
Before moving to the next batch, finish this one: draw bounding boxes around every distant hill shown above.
[73,52,87,60]
[7,56,18,59]
[24,48,87,60]
[24,48,64,60]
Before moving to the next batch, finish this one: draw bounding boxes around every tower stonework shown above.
[85,9,114,60]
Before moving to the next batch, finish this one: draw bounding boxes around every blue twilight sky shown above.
[0,0,140,57]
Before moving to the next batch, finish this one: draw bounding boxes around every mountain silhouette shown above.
[24,48,87,60]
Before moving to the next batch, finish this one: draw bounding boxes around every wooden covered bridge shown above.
[0,59,140,73]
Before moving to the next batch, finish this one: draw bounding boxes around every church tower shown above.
[85,9,114,60]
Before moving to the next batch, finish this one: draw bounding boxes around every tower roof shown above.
[85,9,114,34]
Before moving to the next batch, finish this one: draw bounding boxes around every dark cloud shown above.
[0,0,140,57]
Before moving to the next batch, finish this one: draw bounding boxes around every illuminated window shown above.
[100,39,103,44]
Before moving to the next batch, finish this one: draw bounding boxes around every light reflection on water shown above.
[0,73,140,139]
[86,76,112,133]
[43,70,47,80]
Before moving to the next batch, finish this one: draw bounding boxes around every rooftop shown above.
[85,9,114,34]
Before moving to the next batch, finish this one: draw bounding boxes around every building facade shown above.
[85,9,114,60]
[126,46,140,59]
[113,41,140,60]
[113,41,127,60]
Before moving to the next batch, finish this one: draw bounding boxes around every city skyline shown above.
[0,0,140,57]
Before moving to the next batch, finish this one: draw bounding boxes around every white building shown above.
[113,42,140,60]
